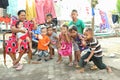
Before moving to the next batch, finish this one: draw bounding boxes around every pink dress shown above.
[35,0,56,24]
[35,0,45,24]
[58,33,72,56]
[5,19,33,54]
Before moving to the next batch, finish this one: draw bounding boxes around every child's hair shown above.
[83,27,93,33]
[69,26,77,32]
[47,26,53,29]
[15,20,23,28]
[41,26,46,31]
[46,13,53,18]
[72,9,78,13]
[61,24,68,29]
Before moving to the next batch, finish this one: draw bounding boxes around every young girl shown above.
[47,26,58,59]
[69,26,87,67]
[57,24,72,66]
[16,20,32,53]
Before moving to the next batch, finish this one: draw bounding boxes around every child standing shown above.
[69,9,85,34]
[47,26,58,59]
[57,25,72,66]
[78,27,112,73]
[69,26,87,67]
[37,27,50,61]
[16,20,32,53]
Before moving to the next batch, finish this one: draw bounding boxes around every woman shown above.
[4,10,36,70]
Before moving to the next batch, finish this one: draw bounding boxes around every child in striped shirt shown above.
[77,27,112,73]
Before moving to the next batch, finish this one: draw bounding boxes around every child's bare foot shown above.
[31,61,41,64]
[56,60,62,64]
[90,65,98,70]
[107,67,112,73]
[76,68,85,73]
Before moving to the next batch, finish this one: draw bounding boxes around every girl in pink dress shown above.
[57,25,73,66]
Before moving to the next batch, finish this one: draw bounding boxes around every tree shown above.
[117,0,120,12]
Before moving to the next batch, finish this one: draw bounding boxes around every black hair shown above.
[16,20,23,28]
[69,26,77,32]
[72,9,78,13]
[46,13,53,18]
[47,26,53,29]
[17,10,26,16]
[83,27,93,33]
[62,24,68,29]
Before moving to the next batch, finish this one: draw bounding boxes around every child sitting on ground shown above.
[77,27,112,73]
[47,26,58,59]
[37,27,50,61]
[16,20,32,53]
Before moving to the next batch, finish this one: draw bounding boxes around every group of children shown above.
[14,9,112,73]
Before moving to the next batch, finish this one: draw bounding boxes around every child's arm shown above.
[44,37,50,46]
[65,33,70,43]
[84,50,94,62]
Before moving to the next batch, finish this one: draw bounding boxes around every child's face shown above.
[70,30,77,38]
[47,27,53,35]
[46,16,52,23]
[84,31,93,41]
[41,28,47,35]
[17,22,23,28]
[61,26,68,34]
[71,12,78,20]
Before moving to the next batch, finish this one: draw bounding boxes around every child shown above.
[69,26,87,67]
[47,26,58,59]
[16,20,32,53]
[57,24,72,66]
[77,27,112,73]
[37,27,50,61]
[45,13,57,33]
[69,9,85,34]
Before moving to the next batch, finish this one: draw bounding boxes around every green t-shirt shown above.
[69,19,85,34]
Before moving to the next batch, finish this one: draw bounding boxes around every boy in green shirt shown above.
[69,10,85,34]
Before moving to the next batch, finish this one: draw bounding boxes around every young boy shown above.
[37,27,50,61]
[69,9,85,34]
[45,13,57,33]
[47,26,58,59]
[78,27,112,73]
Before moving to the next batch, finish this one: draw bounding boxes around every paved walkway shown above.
[0,37,120,80]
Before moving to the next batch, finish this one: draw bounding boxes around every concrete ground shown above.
[0,37,120,80]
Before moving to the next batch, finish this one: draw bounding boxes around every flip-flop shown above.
[13,63,20,68]
[68,63,73,67]
[16,64,23,71]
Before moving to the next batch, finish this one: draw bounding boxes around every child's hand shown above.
[84,58,89,63]
[38,35,43,39]
[44,43,48,46]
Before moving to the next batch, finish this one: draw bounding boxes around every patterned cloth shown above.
[5,20,33,54]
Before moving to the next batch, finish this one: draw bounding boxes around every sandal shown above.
[68,62,73,67]
[16,64,23,71]
[13,63,20,68]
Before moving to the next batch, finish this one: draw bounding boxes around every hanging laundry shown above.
[7,0,18,16]
[0,0,9,9]
[26,0,36,20]
[35,0,56,24]
[44,0,56,19]
[35,0,46,24]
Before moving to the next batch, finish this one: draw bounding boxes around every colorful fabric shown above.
[35,0,56,24]
[7,0,18,16]
[58,33,72,56]
[26,0,36,20]
[38,35,50,50]
[69,19,85,34]
[5,19,33,54]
